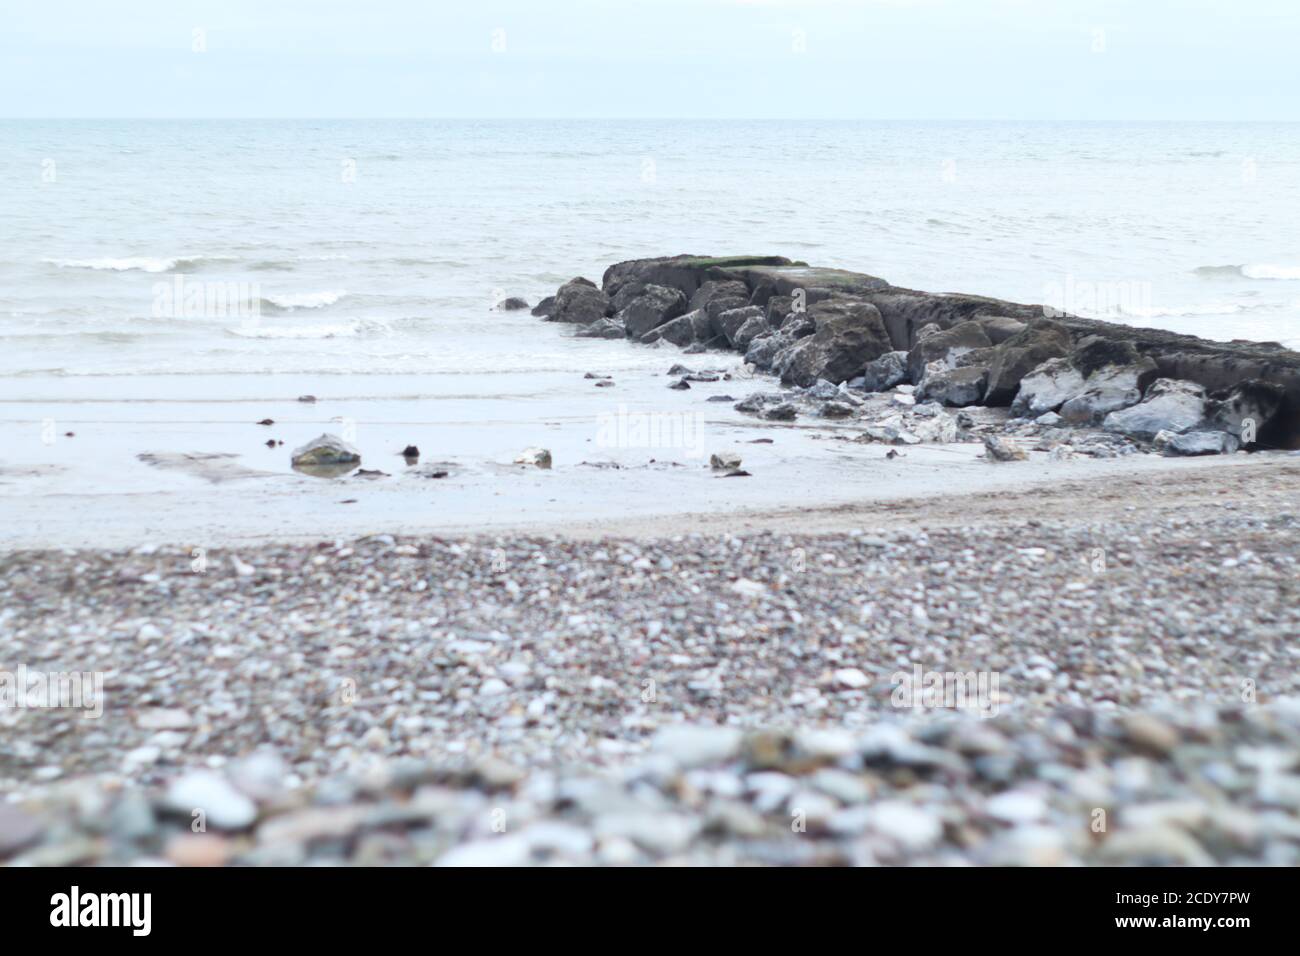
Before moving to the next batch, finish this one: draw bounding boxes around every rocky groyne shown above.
[529,255,1300,454]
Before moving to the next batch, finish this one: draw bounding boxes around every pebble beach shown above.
[3,459,1298,866]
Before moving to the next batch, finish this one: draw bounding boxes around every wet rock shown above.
[495,296,530,311]
[709,453,741,471]
[907,320,993,384]
[1103,379,1207,440]
[744,332,792,370]
[975,315,1028,345]
[984,435,1027,462]
[732,314,773,352]
[984,318,1073,406]
[643,309,709,346]
[916,366,988,407]
[1206,380,1286,445]
[714,306,765,348]
[1154,429,1240,456]
[780,300,892,387]
[1017,337,1157,422]
[514,447,553,469]
[575,316,626,339]
[530,295,556,318]
[618,284,687,339]
[861,351,910,392]
[762,403,798,421]
[818,401,856,419]
[549,277,611,325]
[291,434,360,473]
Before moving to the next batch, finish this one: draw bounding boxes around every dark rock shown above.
[689,279,751,314]
[496,296,530,311]
[984,435,1027,462]
[549,278,611,325]
[707,394,735,402]
[818,401,856,419]
[713,306,765,347]
[779,300,892,387]
[765,295,795,325]
[530,295,556,318]
[745,332,792,370]
[401,445,420,459]
[292,434,361,476]
[975,315,1028,345]
[916,366,989,407]
[575,317,626,339]
[257,418,274,426]
[984,318,1073,406]
[668,379,691,390]
[907,320,993,384]
[861,351,910,392]
[1206,380,1285,446]
[762,403,798,421]
[780,311,817,339]
[643,309,710,346]
[618,284,688,339]
[733,314,773,351]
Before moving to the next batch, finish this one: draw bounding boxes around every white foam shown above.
[226,318,386,339]
[49,256,178,273]
[262,290,348,310]
[1242,263,1300,280]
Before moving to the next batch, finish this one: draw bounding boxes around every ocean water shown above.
[2,119,1299,385]
[2,119,1297,546]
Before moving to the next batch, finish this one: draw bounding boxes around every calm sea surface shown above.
[2,119,1298,387]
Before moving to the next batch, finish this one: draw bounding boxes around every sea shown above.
[1,119,1297,546]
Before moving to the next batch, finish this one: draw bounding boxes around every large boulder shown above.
[549,277,611,325]
[1103,379,1207,440]
[861,351,910,392]
[1012,337,1156,421]
[714,306,765,348]
[975,315,1028,345]
[983,318,1074,406]
[1011,358,1086,417]
[1206,380,1285,445]
[779,300,892,387]
[617,284,688,339]
[576,316,627,339]
[733,314,772,352]
[916,366,988,407]
[643,309,710,346]
[744,332,792,370]
[690,280,751,319]
[1154,429,1240,456]
[907,320,993,384]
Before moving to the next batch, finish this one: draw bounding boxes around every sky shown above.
[2,0,1298,120]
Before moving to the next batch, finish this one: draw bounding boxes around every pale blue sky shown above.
[3,0,1297,119]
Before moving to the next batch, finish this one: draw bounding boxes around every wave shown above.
[1194,263,1300,280]
[260,290,348,310]
[48,256,187,273]
[226,318,388,339]
[1117,302,1247,319]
